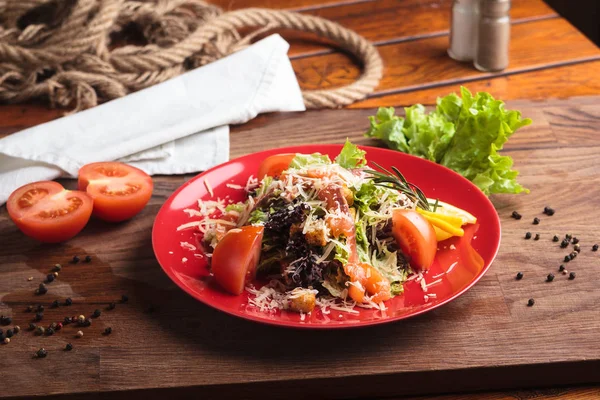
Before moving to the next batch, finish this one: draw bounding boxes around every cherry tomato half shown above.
[78,162,153,222]
[211,226,264,295]
[392,209,437,270]
[257,154,296,178]
[7,181,93,243]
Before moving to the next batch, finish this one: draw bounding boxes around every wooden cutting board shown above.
[1,97,599,399]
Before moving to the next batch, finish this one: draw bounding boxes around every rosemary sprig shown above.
[366,162,431,211]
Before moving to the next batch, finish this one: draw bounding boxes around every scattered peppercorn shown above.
[547,274,555,282]
[565,233,572,241]
[84,255,92,263]
[55,322,63,331]
[569,272,576,280]
[63,317,72,325]
[107,302,116,310]
[560,239,569,248]
[37,283,47,295]
[53,264,62,272]
[571,237,579,245]
[543,207,555,216]
[46,327,55,336]
[570,251,578,260]
[35,312,44,321]
[92,309,101,318]
[593,244,599,252]
[574,244,581,253]
[511,211,522,220]
[534,233,540,241]
[71,255,80,264]
[77,315,85,325]
[65,298,72,306]
[35,326,45,335]
[36,304,44,312]
[76,330,83,338]
[516,272,523,280]
[562,270,569,275]
[533,217,540,225]
[13,326,20,334]
[525,232,532,239]
[84,318,92,327]
[3,337,10,344]
[527,298,535,307]
[104,327,112,335]
[29,323,37,330]
[121,294,129,303]
[53,272,58,278]
[46,274,55,283]
[6,329,13,338]
[559,265,565,272]
[51,300,60,308]
[0,316,12,325]
[564,255,571,262]
[36,348,48,358]
[65,343,73,351]
[553,235,559,242]
[26,305,34,312]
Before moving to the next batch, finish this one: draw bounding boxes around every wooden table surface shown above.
[2,1,600,399]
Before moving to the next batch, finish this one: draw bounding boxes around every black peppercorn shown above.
[543,207,555,216]
[71,255,80,264]
[552,235,559,242]
[65,343,73,351]
[46,327,55,336]
[511,211,522,220]
[13,326,20,334]
[527,298,535,307]
[569,272,576,280]
[547,274,555,282]
[564,255,571,262]
[84,318,92,327]
[46,274,55,283]
[107,302,116,310]
[104,327,112,335]
[534,233,540,241]
[570,251,578,260]
[559,265,565,272]
[593,244,599,252]
[571,237,579,245]
[525,232,532,239]
[516,272,523,280]
[26,305,34,312]
[29,323,37,330]
[35,312,43,321]
[36,348,48,358]
[84,255,92,263]
[560,239,569,248]
[63,317,72,325]
[65,298,72,306]
[38,283,47,295]
[51,300,60,308]
[36,304,44,312]
[574,244,581,253]
[53,264,62,272]
[0,316,11,325]
[6,329,13,338]
[92,309,101,318]
[121,294,129,303]
[533,217,540,225]
[35,326,45,335]
[565,233,572,241]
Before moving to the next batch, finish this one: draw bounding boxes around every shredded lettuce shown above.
[225,203,244,213]
[248,209,268,224]
[365,87,532,195]
[289,153,331,169]
[335,139,367,169]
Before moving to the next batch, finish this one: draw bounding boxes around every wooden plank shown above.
[207,0,372,12]
[401,387,600,400]
[286,0,557,57]
[291,18,600,94]
[350,60,600,108]
[2,98,600,399]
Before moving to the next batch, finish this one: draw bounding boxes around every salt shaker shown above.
[475,0,511,72]
[448,0,479,62]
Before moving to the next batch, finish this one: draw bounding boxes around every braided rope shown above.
[0,0,382,111]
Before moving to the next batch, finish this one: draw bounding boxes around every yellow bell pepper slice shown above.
[434,226,454,241]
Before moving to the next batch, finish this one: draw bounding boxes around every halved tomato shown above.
[7,181,93,243]
[78,162,153,222]
[257,154,296,178]
[211,226,264,295]
[391,209,437,270]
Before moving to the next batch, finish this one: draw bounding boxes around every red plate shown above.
[152,145,501,328]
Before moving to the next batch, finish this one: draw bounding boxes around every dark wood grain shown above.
[291,18,600,97]
[2,98,600,399]
[401,387,600,400]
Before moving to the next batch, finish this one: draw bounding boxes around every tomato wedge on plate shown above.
[211,226,264,295]
[257,153,296,178]
[391,209,437,270]
[7,181,93,243]
[78,162,153,222]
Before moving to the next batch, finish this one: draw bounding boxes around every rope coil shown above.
[0,0,383,112]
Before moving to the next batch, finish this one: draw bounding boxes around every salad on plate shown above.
[181,141,476,316]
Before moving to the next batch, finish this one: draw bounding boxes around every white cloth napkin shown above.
[0,34,305,204]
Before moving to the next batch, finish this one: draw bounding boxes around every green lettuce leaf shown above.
[335,139,367,168]
[289,153,331,169]
[365,87,532,195]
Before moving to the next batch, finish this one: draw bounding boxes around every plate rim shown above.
[152,144,501,329]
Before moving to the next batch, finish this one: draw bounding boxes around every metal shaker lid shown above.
[479,0,511,17]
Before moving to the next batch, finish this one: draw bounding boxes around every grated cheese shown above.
[203,179,214,197]
[180,242,197,251]
[226,183,244,190]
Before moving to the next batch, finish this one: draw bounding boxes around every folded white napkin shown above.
[0,34,305,204]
